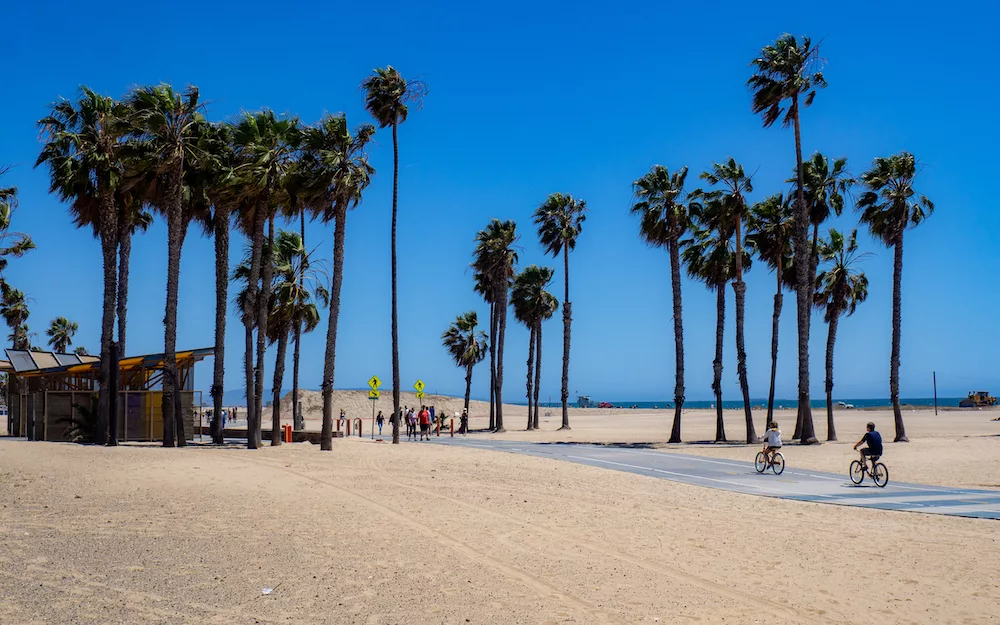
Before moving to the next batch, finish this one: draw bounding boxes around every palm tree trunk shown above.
[292,325,302,430]
[668,236,684,443]
[733,219,756,444]
[767,287,783,426]
[390,121,401,445]
[253,216,275,448]
[488,302,497,431]
[463,364,473,420]
[713,284,726,442]
[559,246,572,430]
[525,324,535,430]
[97,192,118,447]
[825,306,840,442]
[321,204,348,451]
[211,207,229,445]
[271,329,288,446]
[794,224,822,440]
[533,321,542,429]
[244,207,265,449]
[495,291,508,433]
[162,172,185,448]
[116,222,131,357]
[890,231,907,442]
[293,208,306,431]
[791,95,817,444]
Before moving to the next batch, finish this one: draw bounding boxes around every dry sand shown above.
[1,406,999,624]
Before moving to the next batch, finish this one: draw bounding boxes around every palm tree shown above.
[533,194,587,430]
[630,165,689,442]
[298,114,375,449]
[114,196,153,358]
[471,219,518,432]
[696,159,757,443]
[814,228,869,441]
[195,122,238,444]
[532,277,559,429]
[230,111,302,449]
[0,170,36,298]
[361,66,426,444]
[472,270,498,430]
[748,34,826,444]
[46,317,79,353]
[682,198,750,442]
[441,311,488,425]
[267,230,329,446]
[126,84,207,448]
[746,193,795,424]
[857,152,933,442]
[37,86,130,444]
[511,266,558,430]
[1,289,30,350]
[74,346,90,356]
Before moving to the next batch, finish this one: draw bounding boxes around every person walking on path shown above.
[460,408,468,434]
[418,406,431,441]
[376,410,385,435]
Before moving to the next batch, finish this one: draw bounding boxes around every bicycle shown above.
[849,455,889,487]
[755,449,785,475]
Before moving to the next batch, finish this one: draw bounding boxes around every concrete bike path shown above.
[432,438,1000,520]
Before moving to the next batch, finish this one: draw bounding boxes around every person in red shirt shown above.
[418,406,431,441]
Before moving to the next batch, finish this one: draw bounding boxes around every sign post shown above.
[368,375,382,439]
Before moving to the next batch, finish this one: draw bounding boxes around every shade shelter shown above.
[3,347,211,442]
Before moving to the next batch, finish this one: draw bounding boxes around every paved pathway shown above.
[434,438,1000,520]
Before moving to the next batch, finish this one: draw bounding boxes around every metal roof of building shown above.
[2,347,213,377]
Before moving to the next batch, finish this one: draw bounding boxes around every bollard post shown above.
[450,418,454,437]
[337,419,341,434]
[285,424,292,443]
[346,420,351,437]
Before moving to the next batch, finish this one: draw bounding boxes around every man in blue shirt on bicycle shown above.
[853,422,883,466]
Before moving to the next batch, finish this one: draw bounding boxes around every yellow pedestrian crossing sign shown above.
[368,375,381,390]
[414,379,425,392]
[368,390,380,400]
[415,391,425,399]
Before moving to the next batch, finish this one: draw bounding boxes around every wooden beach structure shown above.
[2,347,212,442]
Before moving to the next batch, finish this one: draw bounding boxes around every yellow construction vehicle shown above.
[959,391,998,408]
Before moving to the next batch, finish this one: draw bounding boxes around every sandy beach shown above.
[2,403,999,624]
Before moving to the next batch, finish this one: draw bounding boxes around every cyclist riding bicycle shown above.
[761,421,782,463]
[853,422,883,467]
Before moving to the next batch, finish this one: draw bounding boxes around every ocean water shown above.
[534,398,964,409]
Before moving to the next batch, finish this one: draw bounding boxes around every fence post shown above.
[450,418,454,437]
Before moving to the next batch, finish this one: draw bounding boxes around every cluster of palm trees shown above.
[444,195,586,433]
[631,34,933,444]
[33,65,423,449]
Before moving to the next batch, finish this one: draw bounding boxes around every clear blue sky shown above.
[2,0,996,403]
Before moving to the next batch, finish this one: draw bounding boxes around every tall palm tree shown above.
[361,66,426,443]
[857,152,933,442]
[267,230,329,446]
[814,228,869,441]
[533,194,587,431]
[696,159,757,443]
[37,86,130,444]
[46,317,79,353]
[126,84,206,448]
[630,165,689,442]
[196,122,238,444]
[230,111,302,449]
[471,219,518,432]
[511,266,558,430]
[441,311,488,424]
[785,152,854,437]
[0,171,36,298]
[746,193,795,424]
[748,34,826,444]
[682,199,750,442]
[1,289,30,350]
[298,114,375,449]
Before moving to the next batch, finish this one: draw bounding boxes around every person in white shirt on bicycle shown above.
[761,421,782,464]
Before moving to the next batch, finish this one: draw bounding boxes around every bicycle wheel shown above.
[873,463,889,487]
[755,452,767,473]
[771,453,785,475]
[849,460,865,484]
